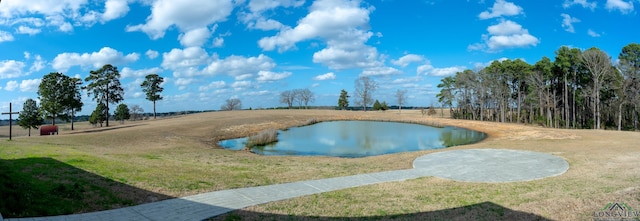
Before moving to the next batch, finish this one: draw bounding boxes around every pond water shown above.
[219,121,486,158]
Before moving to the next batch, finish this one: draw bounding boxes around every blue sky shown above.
[0,0,638,118]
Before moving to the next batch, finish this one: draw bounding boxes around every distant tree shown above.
[338,89,349,110]
[280,90,295,109]
[38,72,81,125]
[141,74,164,119]
[395,89,408,113]
[581,47,612,129]
[381,101,389,111]
[372,100,382,111]
[298,88,315,109]
[89,103,107,127]
[114,103,130,124]
[17,99,43,136]
[293,89,304,108]
[130,105,144,121]
[84,64,124,127]
[221,98,242,111]
[354,77,377,111]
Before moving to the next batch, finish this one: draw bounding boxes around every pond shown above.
[219,121,486,158]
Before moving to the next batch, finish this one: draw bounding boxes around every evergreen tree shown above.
[141,74,164,119]
[114,103,130,124]
[84,64,124,127]
[337,89,349,110]
[372,100,382,111]
[17,99,43,136]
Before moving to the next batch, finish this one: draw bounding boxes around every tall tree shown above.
[395,89,407,114]
[114,103,130,124]
[354,76,377,111]
[17,99,43,136]
[65,77,83,130]
[337,89,349,110]
[617,43,640,130]
[298,88,315,109]
[38,72,74,125]
[581,47,612,129]
[436,76,456,117]
[221,98,242,111]
[140,74,164,119]
[280,90,295,109]
[84,64,124,127]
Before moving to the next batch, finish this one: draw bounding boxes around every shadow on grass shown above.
[0,157,171,218]
[1,158,551,220]
[213,201,552,221]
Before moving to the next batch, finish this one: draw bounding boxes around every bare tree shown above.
[298,88,315,109]
[395,89,407,113]
[292,89,303,108]
[130,104,144,120]
[221,98,242,111]
[581,47,612,129]
[280,90,295,109]
[354,76,377,111]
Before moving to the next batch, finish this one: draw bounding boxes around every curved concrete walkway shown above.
[2,149,569,221]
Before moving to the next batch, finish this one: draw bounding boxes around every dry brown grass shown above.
[2,109,640,220]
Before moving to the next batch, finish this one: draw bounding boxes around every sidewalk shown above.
[3,149,569,221]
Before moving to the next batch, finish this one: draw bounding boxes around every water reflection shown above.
[219,121,485,158]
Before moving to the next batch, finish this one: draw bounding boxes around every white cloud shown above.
[198,80,226,92]
[243,90,271,96]
[563,0,597,10]
[178,27,212,47]
[212,37,225,47]
[313,72,336,80]
[469,20,539,52]
[19,78,41,92]
[28,55,45,73]
[231,80,252,89]
[0,60,26,79]
[391,54,425,68]
[102,0,130,22]
[560,14,580,33]
[256,70,291,81]
[52,47,140,72]
[478,0,523,20]
[0,0,129,33]
[121,67,163,78]
[5,81,18,91]
[417,61,466,77]
[161,47,210,71]
[588,29,601,37]
[0,31,14,42]
[259,0,382,70]
[360,66,402,77]
[606,0,634,14]
[235,74,253,80]
[174,78,195,90]
[126,0,233,39]
[241,0,304,30]
[203,54,276,77]
[146,50,159,59]
[16,26,41,35]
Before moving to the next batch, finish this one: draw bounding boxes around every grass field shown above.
[1,109,639,220]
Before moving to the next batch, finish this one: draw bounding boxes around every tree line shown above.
[17,64,165,135]
[436,43,640,131]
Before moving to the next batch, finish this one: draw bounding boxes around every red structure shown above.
[40,125,58,136]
